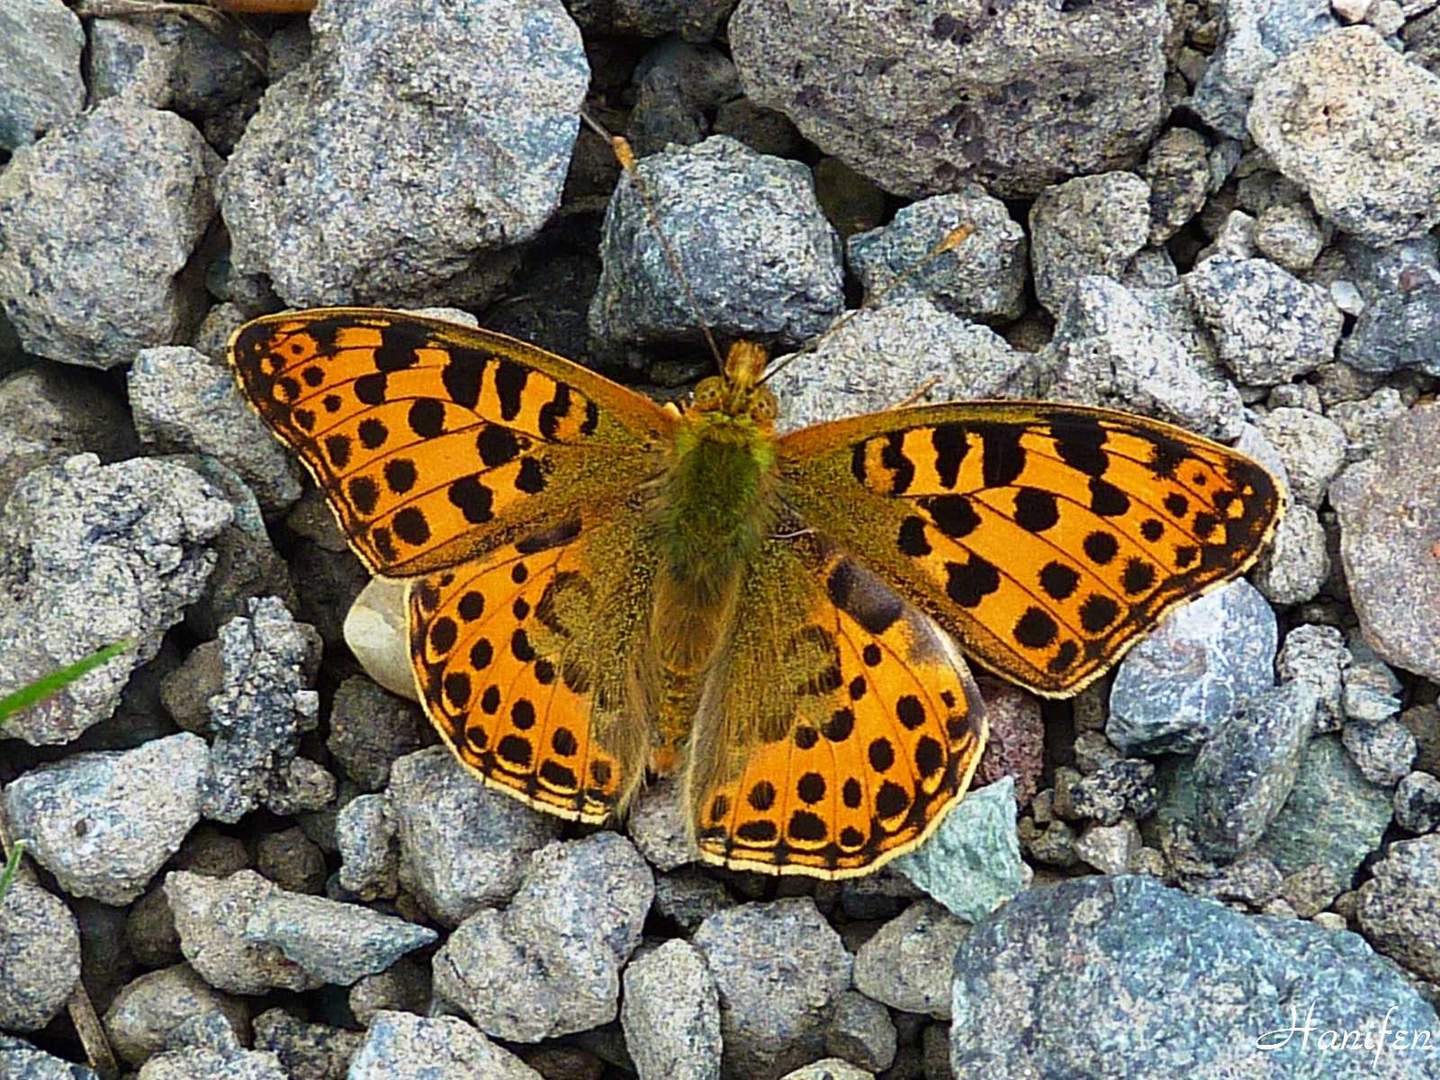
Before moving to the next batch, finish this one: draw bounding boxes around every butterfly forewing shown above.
[228,308,675,577]
[777,402,1284,696]
[684,534,987,879]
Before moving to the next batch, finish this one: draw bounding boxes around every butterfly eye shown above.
[750,390,778,425]
[693,378,724,411]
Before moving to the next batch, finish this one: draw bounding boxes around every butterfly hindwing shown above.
[228,308,675,576]
[409,513,659,821]
[684,533,987,878]
[777,402,1283,696]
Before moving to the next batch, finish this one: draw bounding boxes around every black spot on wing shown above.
[979,425,1024,487]
[1050,412,1108,476]
[826,560,903,635]
[931,423,968,488]
[442,350,487,410]
[495,361,527,422]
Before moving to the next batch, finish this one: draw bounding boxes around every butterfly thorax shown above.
[649,341,782,766]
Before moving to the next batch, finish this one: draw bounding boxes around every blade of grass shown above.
[0,840,24,901]
[0,641,132,724]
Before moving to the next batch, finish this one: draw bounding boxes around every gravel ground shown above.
[1,1,1439,1078]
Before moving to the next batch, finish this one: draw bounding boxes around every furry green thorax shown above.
[659,411,777,601]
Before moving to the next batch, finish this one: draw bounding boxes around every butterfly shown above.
[228,307,1283,878]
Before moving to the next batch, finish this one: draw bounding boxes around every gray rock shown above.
[165,870,321,995]
[1250,26,1440,245]
[823,990,895,1073]
[568,0,732,41]
[1108,580,1278,755]
[239,888,435,986]
[0,364,139,507]
[1276,624,1348,733]
[853,899,968,1021]
[325,676,427,793]
[1342,719,1416,787]
[4,733,208,904]
[0,454,230,745]
[1190,0,1337,138]
[103,964,250,1069]
[201,598,324,823]
[128,346,303,515]
[1255,407,1346,509]
[219,0,585,306]
[589,135,842,350]
[767,299,1032,433]
[1330,405,1440,682]
[1256,735,1394,882]
[627,39,739,157]
[730,0,1166,198]
[1029,172,1151,316]
[336,793,398,900]
[621,938,721,1080]
[0,100,219,367]
[847,190,1026,324]
[1141,127,1211,244]
[1190,681,1317,862]
[1253,204,1325,273]
[254,826,326,896]
[347,957,429,1028]
[0,0,83,149]
[135,1029,287,1080]
[1053,759,1156,826]
[627,776,696,872]
[652,867,734,932]
[1075,818,1143,875]
[348,1010,539,1079]
[432,833,653,1041]
[779,1061,873,1080]
[1357,834,1440,983]
[1338,234,1440,378]
[251,1009,365,1080]
[893,777,1025,923]
[1395,772,1440,835]
[1039,278,1244,440]
[87,17,254,115]
[950,875,1440,1078]
[388,747,563,927]
[0,881,80,1031]
[0,1034,100,1079]
[1324,388,1408,457]
[692,897,851,1080]
[1183,254,1342,385]
[1253,502,1330,606]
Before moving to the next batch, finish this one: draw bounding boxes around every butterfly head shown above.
[689,340,779,430]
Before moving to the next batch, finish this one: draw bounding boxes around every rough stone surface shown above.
[692,898,852,1080]
[823,990,895,1073]
[1183,254,1342,385]
[1191,0,1337,139]
[1108,581,1278,755]
[951,875,1439,1078]
[388,747,563,927]
[4,733,208,904]
[1252,502,1330,606]
[0,881,81,1032]
[1357,834,1440,984]
[621,939,722,1080]
[1395,771,1440,835]
[165,870,322,996]
[347,1011,540,1079]
[730,0,1167,198]
[1255,407,1346,510]
[589,136,843,351]
[1249,26,1440,245]
[626,776,697,872]
[240,888,436,986]
[219,0,586,306]
[1029,172,1151,316]
[0,0,84,149]
[1338,234,1440,378]
[0,100,219,367]
[0,454,230,745]
[847,190,1026,324]
[0,1034,101,1079]
[767,298,1031,433]
[201,598,325,823]
[336,793,399,900]
[103,964,251,1068]
[128,346,303,515]
[1256,735,1394,883]
[1039,278,1244,439]
[1330,405,1440,682]
[1276,624,1348,733]
[432,833,653,1041]
[325,676,427,793]
[1141,127,1211,244]
[893,777,1025,923]
[251,1009,365,1080]
[853,899,968,1021]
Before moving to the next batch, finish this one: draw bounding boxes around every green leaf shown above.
[0,640,133,724]
[0,840,24,903]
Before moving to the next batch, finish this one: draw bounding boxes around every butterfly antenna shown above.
[757,221,977,387]
[580,109,726,371]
